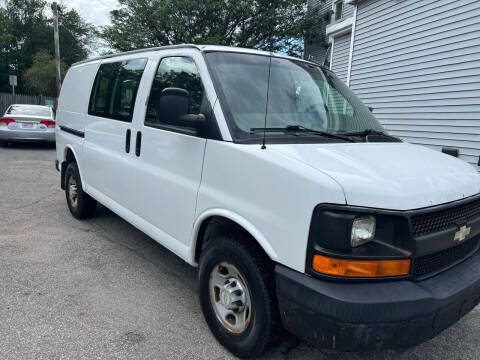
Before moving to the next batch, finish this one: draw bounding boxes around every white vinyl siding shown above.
[331,32,352,83]
[305,0,356,64]
[342,2,355,19]
[333,1,355,22]
[309,0,332,11]
[304,0,334,63]
[350,0,480,170]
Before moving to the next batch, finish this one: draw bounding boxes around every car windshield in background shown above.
[7,105,52,117]
[205,52,385,143]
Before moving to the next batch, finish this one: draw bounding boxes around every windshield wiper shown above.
[340,129,386,136]
[340,129,402,142]
[250,125,355,142]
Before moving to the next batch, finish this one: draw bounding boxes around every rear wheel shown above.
[199,235,280,358]
[65,162,97,219]
[0,140,7,147]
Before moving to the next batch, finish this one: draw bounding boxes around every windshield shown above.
[205,52,385,143]
[7,105,52,117]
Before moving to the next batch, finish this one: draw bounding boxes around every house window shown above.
[335,1,343,21]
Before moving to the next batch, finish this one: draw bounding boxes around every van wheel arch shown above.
[194,216,272,265]
[64,147,76,164]
[61,147,77,190]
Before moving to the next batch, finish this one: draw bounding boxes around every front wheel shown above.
[199,236,280,358]
[65,162,97,219]
[0,140,7,147]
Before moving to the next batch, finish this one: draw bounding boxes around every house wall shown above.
[331,32,352,82]
[309,0,332,11]
[349,0,480,170]
[305,0,356,64]
[304,0,333,64]
[341,1,355,19]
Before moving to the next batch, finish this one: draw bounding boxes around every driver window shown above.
[324,86,354,116]
[145,56,204,128]
[320,82,354,132]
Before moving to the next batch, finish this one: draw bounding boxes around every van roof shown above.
[72,44,321,67]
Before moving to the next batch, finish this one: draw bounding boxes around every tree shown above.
[2,0,52,93]
[0,7,15,92]
[23,50,66,96]
[102,0,326,57]
[0,0,96,94]
[57,7,96,65]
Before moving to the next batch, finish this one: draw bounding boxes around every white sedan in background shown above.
[0,104,55,147]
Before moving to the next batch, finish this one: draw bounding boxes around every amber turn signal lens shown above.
[312,255,411,278]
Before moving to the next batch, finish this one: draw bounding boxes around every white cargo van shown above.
[55,45,480,358]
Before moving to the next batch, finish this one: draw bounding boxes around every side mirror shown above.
[157,87,205,130]
[177,113,206,128]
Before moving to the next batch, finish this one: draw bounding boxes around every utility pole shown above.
[51,2,62,94]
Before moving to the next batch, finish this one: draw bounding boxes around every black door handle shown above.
[125,129,131,153]
[135,131,142,157]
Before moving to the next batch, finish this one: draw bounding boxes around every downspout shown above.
[329,37,335,70]
[346,3,358,86]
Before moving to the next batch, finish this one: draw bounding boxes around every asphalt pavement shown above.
[0,142,478,359]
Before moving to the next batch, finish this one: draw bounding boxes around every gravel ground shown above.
[0,142,478,359]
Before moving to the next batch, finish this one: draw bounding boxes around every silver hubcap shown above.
[209,262,252,334]
[68,175,78,208]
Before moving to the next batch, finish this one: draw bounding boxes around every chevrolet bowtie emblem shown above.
[454,225,471,243]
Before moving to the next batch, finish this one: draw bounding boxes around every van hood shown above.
[272,142,480,210]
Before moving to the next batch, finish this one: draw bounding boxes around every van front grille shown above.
[410,197,480,237]
[412,237,480,278]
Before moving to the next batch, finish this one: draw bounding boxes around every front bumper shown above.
[0,128,55,142]
[276,248,480,351]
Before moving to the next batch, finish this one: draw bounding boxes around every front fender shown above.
[190,208,279,266]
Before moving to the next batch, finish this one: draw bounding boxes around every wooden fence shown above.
[0,92,55,115]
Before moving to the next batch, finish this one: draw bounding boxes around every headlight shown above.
[351,216,376,247]
[307,206,411,280]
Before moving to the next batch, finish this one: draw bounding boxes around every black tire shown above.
[199,235,280,358]
[65,161,97,219]
[0,140,7,147]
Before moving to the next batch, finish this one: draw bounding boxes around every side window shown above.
[145,56,204,129]
[88,58,147,122]
[91,77,111,113]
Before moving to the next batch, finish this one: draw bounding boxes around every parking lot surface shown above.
[0,143,479,359]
